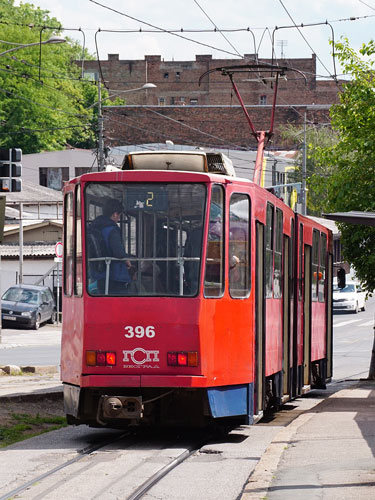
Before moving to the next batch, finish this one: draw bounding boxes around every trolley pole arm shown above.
[253,131,266,186]
[229,74,258,142]
[268,72,280,137]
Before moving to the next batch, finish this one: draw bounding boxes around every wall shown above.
[104,105,330,150]
[0,259,56,296]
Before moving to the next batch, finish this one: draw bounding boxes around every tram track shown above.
[0,429,207,500]
[0,431,133,500]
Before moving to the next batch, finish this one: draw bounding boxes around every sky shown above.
[14,0,375,79]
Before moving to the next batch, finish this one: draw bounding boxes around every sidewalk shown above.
[242,379,375,500]
[0,367,62,400]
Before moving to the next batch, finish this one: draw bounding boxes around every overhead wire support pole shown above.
[302,111,307,215]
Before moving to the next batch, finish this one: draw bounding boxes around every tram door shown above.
[303,245,312,387]
[326,253,333,379]
[255,222,266,415]
[282,235,290,396]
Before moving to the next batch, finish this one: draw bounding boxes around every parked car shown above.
[333,281,366,313]
[1,285,56,329]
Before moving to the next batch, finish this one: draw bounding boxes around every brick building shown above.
[82,54,339,150]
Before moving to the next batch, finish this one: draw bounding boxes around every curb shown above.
[0,389,63,403]
[240,412,314,500]
[0,365,58,376]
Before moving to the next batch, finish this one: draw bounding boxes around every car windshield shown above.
[333,284,355,293]
[2,288,40,304]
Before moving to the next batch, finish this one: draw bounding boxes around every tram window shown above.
[312,230,319,301]
[64,192,74,297]
[290,219,294,299]
[204,185,224,298]
[229,193,251,298]
[265,203,274,298]
[84,182,206,297]
[274,209,283,299]
[319,233,327,302]
[74,186,83,296]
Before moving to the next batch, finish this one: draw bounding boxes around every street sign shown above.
[55,241,63,258]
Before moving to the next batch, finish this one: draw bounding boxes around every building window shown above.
[39,167,69,191]
[260,95,267,105]
[170,97,175,105]
[158,97,166,106]
[83,71,98,82]
[164,72,169,79]
[190,98,198,105]
[176,71,181,80]
[75,167,92,177]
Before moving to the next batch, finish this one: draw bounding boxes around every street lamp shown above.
[96,82,157,171]
[0,35,66,57]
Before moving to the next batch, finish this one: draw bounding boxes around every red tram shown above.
[61,150,333,427]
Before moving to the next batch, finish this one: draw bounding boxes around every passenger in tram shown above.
[89,199,134,295]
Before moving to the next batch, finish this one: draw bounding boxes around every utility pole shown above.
[19,202,23,283]
[97,79,105,172]
[302,111,307,215]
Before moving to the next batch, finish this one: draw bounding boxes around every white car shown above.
[333,282,366,313]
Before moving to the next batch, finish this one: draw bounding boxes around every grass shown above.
[0,413,67,448]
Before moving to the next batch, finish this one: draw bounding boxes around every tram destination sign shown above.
[126,187,168,211]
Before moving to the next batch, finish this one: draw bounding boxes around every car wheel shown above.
[48,310,57,324]
[33,314,41,330]
[362,302,366,312]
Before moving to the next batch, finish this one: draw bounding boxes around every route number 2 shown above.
[124,325,156,338]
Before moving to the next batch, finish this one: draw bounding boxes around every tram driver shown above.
[89,199,135,295]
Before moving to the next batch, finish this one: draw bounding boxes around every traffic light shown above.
[337,267,346,289]
[0,148,22,192]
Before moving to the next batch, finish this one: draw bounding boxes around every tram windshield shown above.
[85,182,206,296]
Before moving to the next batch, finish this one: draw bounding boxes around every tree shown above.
[312,38,375,294]
[311,38,375,379]
[0,0,120,153]
[280,124,337,215]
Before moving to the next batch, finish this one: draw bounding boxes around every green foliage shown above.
[0,412,67,447]
[312,38,375,292]
[0,0,121,152]
[280,124,338,215]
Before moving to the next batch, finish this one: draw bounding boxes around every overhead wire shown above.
[89,0,244,59]
[276,0,336,79]
[358,0,375,11]
[192,0,243,57]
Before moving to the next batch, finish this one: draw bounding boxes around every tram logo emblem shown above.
[123,348,159,366]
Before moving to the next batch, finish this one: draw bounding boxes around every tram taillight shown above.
[167,351,198,367]
[86,350,117,366]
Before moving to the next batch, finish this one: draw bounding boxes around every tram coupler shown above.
[100,395,143,420]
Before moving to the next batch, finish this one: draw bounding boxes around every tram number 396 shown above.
[124,325,156,338]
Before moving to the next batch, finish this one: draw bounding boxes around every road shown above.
[332,294,375,381]
[0,324,61,366]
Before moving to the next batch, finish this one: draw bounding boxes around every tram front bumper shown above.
[80,374,208,388]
